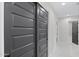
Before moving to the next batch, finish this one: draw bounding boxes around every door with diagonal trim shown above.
[36,3,48,57]
[4,2,36,57]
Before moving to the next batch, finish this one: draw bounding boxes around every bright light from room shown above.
[61,3,66,6]
[66,18,71,22]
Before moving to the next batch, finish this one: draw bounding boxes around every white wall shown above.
[58,17,78,45]
[0,2,4,57]
[58,18,71,43]
[39,2,57,57]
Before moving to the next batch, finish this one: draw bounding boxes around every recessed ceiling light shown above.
[61,3,66,6]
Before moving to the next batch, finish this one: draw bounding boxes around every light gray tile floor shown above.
[53,38,79,57]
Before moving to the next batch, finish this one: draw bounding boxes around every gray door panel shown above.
[13,15,34,28]
[11,3,34,19]
[11,43,34,57]
[14,2,34,13]
[4,2,35,57]
[22,49,34,57]
[11,28,33,36]
[36,3,48,57]
[72,21,78,45]
[12,35,33,49]
[4,2,48,57]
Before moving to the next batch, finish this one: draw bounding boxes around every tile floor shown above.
[53,38,79,57]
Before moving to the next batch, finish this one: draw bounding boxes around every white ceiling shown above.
[49,2,79,18]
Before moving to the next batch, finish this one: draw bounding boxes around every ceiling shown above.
[49,2,79,18]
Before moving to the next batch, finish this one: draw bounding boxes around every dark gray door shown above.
[4,2,35,57]
[36,3,48,57]
[72,21,78,45]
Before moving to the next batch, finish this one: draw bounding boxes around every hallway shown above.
[0,2,79,57]
[53,37,79,57]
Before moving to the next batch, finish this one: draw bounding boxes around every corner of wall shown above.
[0,2,4,57]
[39,2,58,57]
